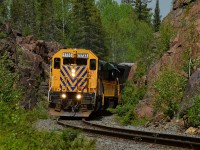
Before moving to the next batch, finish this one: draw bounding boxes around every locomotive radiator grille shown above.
[60,65,88,92]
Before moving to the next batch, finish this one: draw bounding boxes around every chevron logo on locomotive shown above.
[60,65,87,92]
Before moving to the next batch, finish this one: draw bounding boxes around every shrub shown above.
[187,97,200,127]
[153,68,187,118]
[122,81,147,105]
[157,21,174,53]
[0,31,7,39]
[132,117,149,126]
[70,136,96,150]
[133,62,147,82]
[110,81,147,125]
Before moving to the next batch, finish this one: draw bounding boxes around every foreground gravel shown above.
[35,115,196,150]
[84,132,186,150]
[35,119,63,131]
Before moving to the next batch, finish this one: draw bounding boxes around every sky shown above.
[116,0,173,19]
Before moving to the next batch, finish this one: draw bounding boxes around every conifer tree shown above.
[0,0,10,23]
[9,0,71,43]
[122,0,152,23]
[35,0,55,40]
[70,0,107,58]
[121,0,134,5]
[153,0,161,32]
[52,0,71,45]
[97,0,114,11]
[0,0,6,23]
[11,0,36,35]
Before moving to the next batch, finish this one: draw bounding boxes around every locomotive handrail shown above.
[48,76,54,102]
[48,62,53,103]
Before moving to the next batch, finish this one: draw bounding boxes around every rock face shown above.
[0,24,61,108]
[179,70,200,114]
[173,0,194,10]
[136,0,200,118]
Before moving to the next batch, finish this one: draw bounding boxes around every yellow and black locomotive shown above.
[48,49,121,117]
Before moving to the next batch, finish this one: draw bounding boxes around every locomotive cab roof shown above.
[52,48,98,60]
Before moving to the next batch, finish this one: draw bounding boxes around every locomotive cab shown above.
[48,49,98,117]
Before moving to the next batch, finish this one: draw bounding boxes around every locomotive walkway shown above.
[57,119,200,149]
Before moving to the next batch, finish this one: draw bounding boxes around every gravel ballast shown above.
[35,115,198,150]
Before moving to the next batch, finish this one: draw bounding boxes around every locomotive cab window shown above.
[90,59,96,70]
[54,58,60,69]
[77,58,87,66]
[63,58,74,65]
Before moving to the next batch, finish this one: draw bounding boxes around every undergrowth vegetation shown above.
[156,20,174,54]
[109,82,147,125]
[0,56,95,150]
[187,97,200,127]
[153,68,187,118]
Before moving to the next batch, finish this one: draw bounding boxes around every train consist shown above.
[48,48,133,117]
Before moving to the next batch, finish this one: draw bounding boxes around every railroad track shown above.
[57,119,200,149]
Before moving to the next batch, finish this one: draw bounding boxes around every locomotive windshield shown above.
[76,58,87,66]
[63,58,74,65]
[63,58,87,66]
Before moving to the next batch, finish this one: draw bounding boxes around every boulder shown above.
[185,127,197,135]
[135,99,154,118]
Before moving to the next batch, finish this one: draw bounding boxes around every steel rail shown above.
[57,119,200,149]
[82,120,200,143]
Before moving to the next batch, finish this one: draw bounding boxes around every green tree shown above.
[121,0,134,5]
[11,0,36,35]
[98,0,153,62]
[70,0,107,58]
[153,0,161,32]
[157,21,174,53]
[97,0,114,11]
[34,0,55,40]
[11,0,68,42]
[0,0,11,23]
[133,0,152,23]
[122,0,152,23]
[52,0,71,45]
[0,0,5,23]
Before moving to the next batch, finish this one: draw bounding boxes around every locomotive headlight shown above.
[61,93,67,99]
[71,69,76,73]
[72,72,76,77]
[76,94,82,100]
[71,69,76,77]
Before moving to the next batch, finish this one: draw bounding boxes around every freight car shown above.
[48,49,121,117]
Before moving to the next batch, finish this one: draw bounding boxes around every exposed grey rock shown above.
[179,70,200,115]
[0,23,61,109]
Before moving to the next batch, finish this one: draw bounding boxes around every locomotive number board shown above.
[62,53,73,58]
[77,53,89,58]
